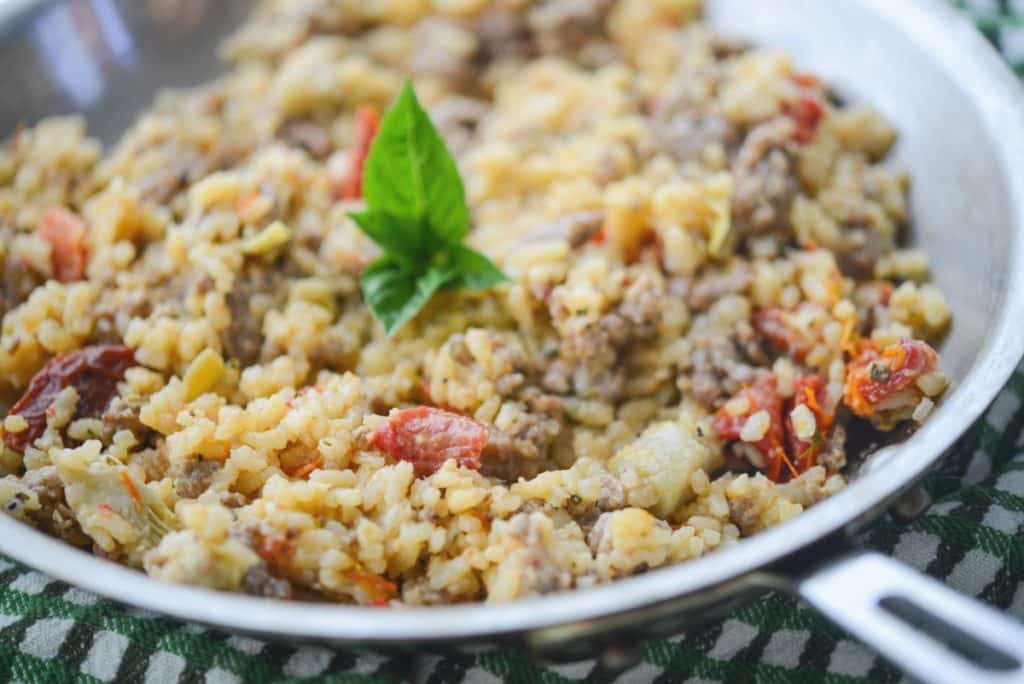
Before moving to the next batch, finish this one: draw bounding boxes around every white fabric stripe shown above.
[927,501,961,517]
[981,504,1023,535]
[0,560,14,573]
[708,619,758,660]
[995,470,1024,495]
[948,549,1002,597]
[1010,582,1024,618]
[1003,27,1024,63]
[828,639,876,677]
[460,667,502,684]
[8,571,52,596]
[18,618,74,659]
[225,635,265,655]
[282,646,334,678]
[351,651,389,674]
[892,531,942,571]
[964,450,993,486]
[614,662,662,684]
[144,652,186,684]
[204,668,241,684]
[0,613,22,629]
[79,630,130,682]
[546,660,593,679]
[760,629,809,669]
[987,391,1021,430]
[62,587,99,606]
[412,655,444,684]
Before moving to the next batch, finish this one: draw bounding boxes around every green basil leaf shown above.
[362,81,469,246]
[360,256,460,336]
[445,246,509,291]
[351,82,509,335]
[348,209,428,263]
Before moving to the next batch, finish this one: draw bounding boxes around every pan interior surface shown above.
[0,0,1021,644]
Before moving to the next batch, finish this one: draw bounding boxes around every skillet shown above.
[0,1,1023,681]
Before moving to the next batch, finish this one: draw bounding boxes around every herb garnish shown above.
[349,81,508,335]
[869,363,891,382]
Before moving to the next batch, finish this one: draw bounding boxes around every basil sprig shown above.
[350,82,508,335]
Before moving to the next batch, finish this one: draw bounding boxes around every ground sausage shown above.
[684,261,753,311]
[16,466,85,542]
[521,210,605,248]
[731,117,800,239]
[480,391,562,481]
[2,256,44,317]
[686,328,763,408]
[221,267,282,366]
[242,561,293,599]
[658,112,739,164]
[101,395,150,442]
[528,0,616,63]
[556,272,664,400]
[475,7,536,63]
[174,458,223,499]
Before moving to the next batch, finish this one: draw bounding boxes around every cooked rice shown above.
[0,0,950,605]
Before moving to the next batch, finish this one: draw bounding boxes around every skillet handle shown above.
[794,550,1024,684]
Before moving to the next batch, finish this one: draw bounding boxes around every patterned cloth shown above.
[2,1,1024,682]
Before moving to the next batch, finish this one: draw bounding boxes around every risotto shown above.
[0,0,951,606]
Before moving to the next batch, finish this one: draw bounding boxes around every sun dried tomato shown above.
[339,105,381,200]
[792,72,823,89]
[38,207,89,282]
[869,281,895,307]
[844,339,938,417]
[754,307,812,361]
[345,570,397,605]
[712,374,792,482]
[370,406,489,476]
[284,456,322,479]
[786,374,834,472]
[784,96,825,144]
[257,535,293,563]
[3,345,136,452]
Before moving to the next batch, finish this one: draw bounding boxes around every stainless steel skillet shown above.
[0,1,1023,682]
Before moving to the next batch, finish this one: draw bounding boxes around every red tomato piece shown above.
[370,406,489,476]
[786,374,834,472]
[38,207,89,282]
[712,374,792,482]
[844,339,938,417]
[754,308,812,362]
[784,96,825,144]
[3,345,136,452]
[340,105,381,200]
